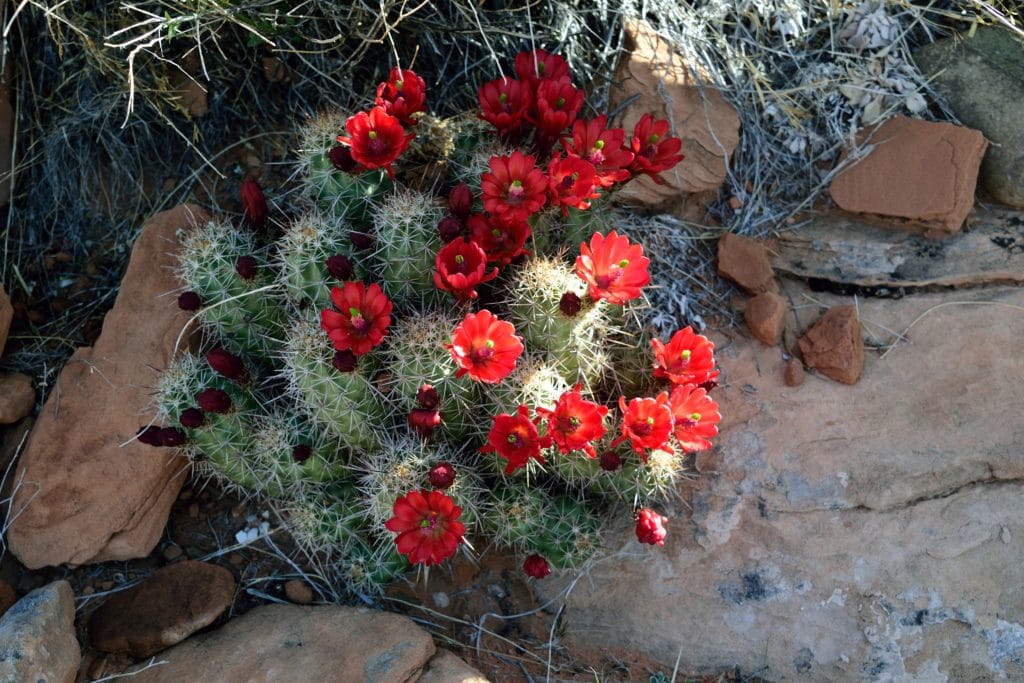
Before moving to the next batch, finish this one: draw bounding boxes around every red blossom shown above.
[635,508,668,546]
[337,106,414,179]
[575,230,651,305]
[408,407,442,438]
[375,67,427,126]
[559,292,582,316]
[480,151,548,223]
[179,408,205,429]
[428,462,457,490]
[514,49,571,87]
[611,392,673,458]
[320,281,393,356]
[137,425,164,447]
[563,115,634,187]
[599,450,622,471]
[629,113,685,184]
[478,76,533,133]
[432,238,499,301]
[446,309,523,384]
[240,179,268,232]
[385,489,465,566]
[159,427,186,447]
[480,405,551,474]
[651,327,719,387]
[534,77,584,138]
[547,154,600,215]
[535,385,608,458]
[669,384,721,453]
[523,554,552,579]
[467,213,531,266]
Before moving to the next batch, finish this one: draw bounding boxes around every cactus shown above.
[369,189,447,310]
[282,482,368,559]
[276,210,368,309]
[336,536,410,597]
[482,353,569,416]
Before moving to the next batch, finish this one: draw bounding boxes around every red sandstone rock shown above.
[283,579,314,605]
[717,233,779,295]
[829,116,987,236]
[744,292,786,345]
[797,305,864,384]
[0,373,34,423]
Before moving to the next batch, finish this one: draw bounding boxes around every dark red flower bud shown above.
[207,348,249,382]
[325,254,354,281]
[197,388,232,414]
[416,384,440,410]
[329,145,357,172]
[448,183,473,219]
[437,215,463,243]
[160,427,187,447]
[235,255,258,280]
[177,291,201,311]
[240,179,268,232]
[137,425,164,447]
[179,408,205,429]
[292,444,312,463]
[523,554,551,579]
[349,230,374,250]
[635,508,668,546]
[599,450,622,471]
[428,462,457,489]
[559,291,582,317]
[408,407,442,438]
[332,350,358,373]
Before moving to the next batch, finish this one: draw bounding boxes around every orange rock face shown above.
[797,305,864,384]
[717,232,779,295]
[744,292,787,346]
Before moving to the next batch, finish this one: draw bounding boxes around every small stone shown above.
[283,580,314,606]
[797,306,864,385]
[728,195,743,210]
[784,358,805,387]
[262,56,291,83]
[432,592,450,609]
[162,543,183,562]
[178,489,193,501]
[717,233,779,295]
[82,586,95,596]
[0,579,15,618]
[0,581,80,683]
[744,292,786,346]
[0,373,34,423]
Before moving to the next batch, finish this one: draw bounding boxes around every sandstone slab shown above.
[88,560,235,658]
[126,604,436,683]
[7,204,210,568]
[0,282,11,355]
[797,305,864,385]
[915,27,1024,208]
[0,581,80,683]
[829,115,987,236]
[0,372,33,423]
[611,19,740,209]
[717,232,778,295]
[418,650,490,683]
[744,292,786,346]
[540,284,1024,679]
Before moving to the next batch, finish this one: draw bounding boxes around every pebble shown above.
[284,580,314,605]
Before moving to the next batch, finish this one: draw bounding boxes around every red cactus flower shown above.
[432,238,499,301]
[575,230,651,305]
[240,179,268,232]
[611,392,673,458]
[629,113,685,184]
[480,405,552,474]
[467,213,531,266]
[320,281,393,356]
[206,348,249,382]
[409,407,442,438]
[448,183,474,219]
[197,388,232,414]
[547,154,599,215]
[480,151,548,223]
[235,255,258,280]
[385,489,465,566]
[523,554,552,579]
[478,76,533,133]
[534,77,584,138]
[514,49,571,87]
[535,385,608,458]
[428,462,457,490]
[337,106,414,178]
[563,115,634,187]
[651,327,719,387]
[669,384,721,453]
[635,508,668,546]
[447,309,523,384]
[375,67,427,126]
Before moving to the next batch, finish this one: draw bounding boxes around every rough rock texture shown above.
[7,204,211,568]
[798,305,864,385]
[283,579,314,605]
[783,358,804,387]
[0,282,11,355]
[744,292,786,346]
[610,19,740,209]
[125,604,437,683]
[829,116,987,236]
[915,27,1024,208]
[88,560,235,658]
[0,579,15,619]
[539,284,1024,680]
[417,650,491,683]
[0,372,34,423]
[717,233,779,295]
[0,581,80,683]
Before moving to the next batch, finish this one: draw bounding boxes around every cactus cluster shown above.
[146,53,723,595]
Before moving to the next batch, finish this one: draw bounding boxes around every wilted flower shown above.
[522,553,552,579]
[437,215,463,243]
[177,291,201,311]
[329,145,357,172]
[416,384,440,410]
[635,508,668,546]
[332,350,358,373]
[197,388,232,414]
[159,427,186,447]
[136,425,164,447]
[235,255,258,280]
[558,291,582,317]
[292,444,312,463]
[206,348,249,382]
[178,408,205,429]
[325,254,354,281]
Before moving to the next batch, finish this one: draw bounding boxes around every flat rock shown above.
[0,372,34,423]
[0,581,80,683]
[88,560,235,658]
[417,650,490,683]
[915,27,1024,207]
[744,292,786,346]
[611,19,740,209]
[717,232,779,295]
[771,208,1024,289]
[829,115,987,236]
[539,284,1024,679]
[0,282,11,355]
[7,204,211,568]
[125,604,436,683]
[797,305,863,385]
